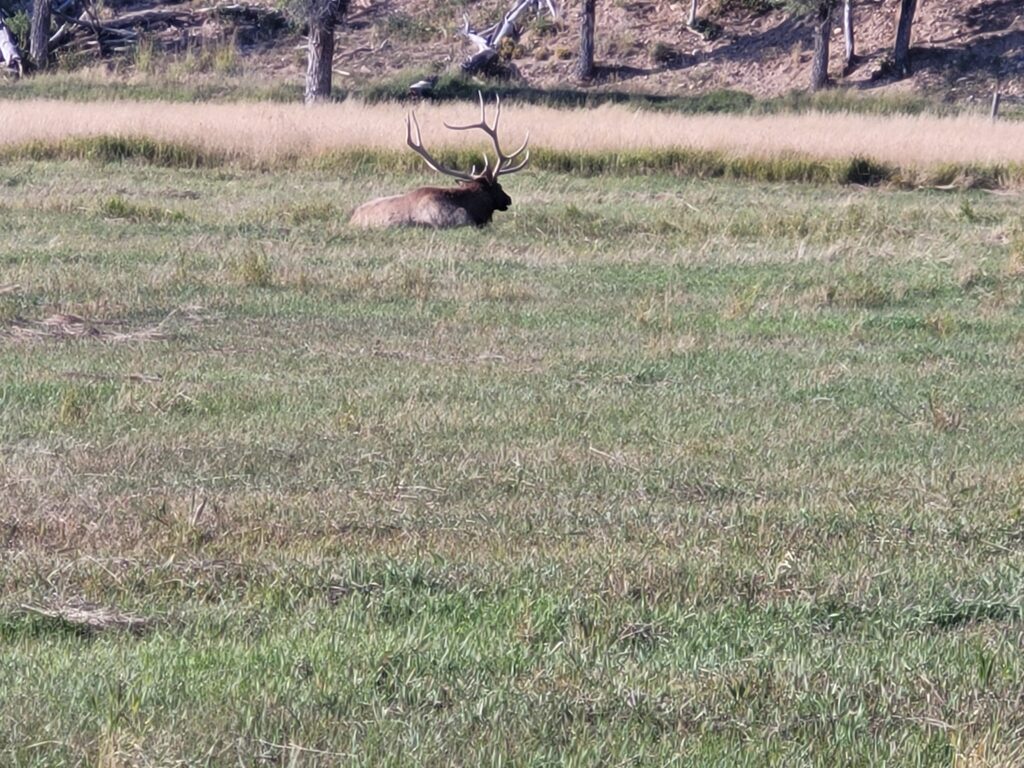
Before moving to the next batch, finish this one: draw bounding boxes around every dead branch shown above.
[47,2,285,58]
[460,0,557,74]
[21,600,155,635]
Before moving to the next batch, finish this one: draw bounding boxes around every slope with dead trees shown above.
[38,0,284,62]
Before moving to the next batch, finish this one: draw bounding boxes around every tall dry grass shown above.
[2,98,1024,168]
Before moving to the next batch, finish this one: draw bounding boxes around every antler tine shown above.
[469,153,490,178]
[491,96,529,176]
[496,147,530,176]
[406,112,476,182]
[490,92,500,132]
[442,91,529,179]
[442,91,494,133]
[504,130,529,162]
[406,112,420,145]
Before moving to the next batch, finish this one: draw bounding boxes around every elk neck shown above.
[447,177,512,224]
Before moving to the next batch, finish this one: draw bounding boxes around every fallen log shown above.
[45,2,286,61]
[100,8,195,29]
[49,22,73,49]
[53,8,189,33]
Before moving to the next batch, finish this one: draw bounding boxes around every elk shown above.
[349,94,530,229]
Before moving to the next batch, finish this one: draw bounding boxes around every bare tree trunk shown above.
[305,17,335,103]
[31,0,51,71]
[892,0,916,77]
[842,0,854,73]
[304,0,347,104]
[809,1,831,91]
[577,0,595,80]
[687,0,698,27]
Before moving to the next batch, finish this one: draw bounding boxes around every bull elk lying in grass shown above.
[349,94,530,229]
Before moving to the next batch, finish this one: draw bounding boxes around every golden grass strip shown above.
[2,98,1024,168]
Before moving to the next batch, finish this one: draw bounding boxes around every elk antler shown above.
[406,112,480,181]
[443,92,530,178]
[405,93,530,183]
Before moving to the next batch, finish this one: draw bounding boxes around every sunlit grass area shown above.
[2,158,1024,765]
[2,98,1024,181]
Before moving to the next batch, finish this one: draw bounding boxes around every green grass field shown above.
[2,157,1024,766]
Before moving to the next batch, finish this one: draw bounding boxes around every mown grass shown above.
[2,159,1024,766]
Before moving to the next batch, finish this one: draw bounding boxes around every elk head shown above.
[349,93,530,229]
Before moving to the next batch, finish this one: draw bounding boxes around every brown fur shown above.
[349,178,513,229]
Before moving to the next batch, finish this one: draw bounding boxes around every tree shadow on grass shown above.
[360,71,757,113]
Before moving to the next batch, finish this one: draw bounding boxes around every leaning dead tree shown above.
[460,0,557,75]
[0,12,24,76]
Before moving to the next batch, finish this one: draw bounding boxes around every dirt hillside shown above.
[330,0,1023,100]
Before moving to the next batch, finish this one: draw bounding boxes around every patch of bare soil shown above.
[7,0,1020,102]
